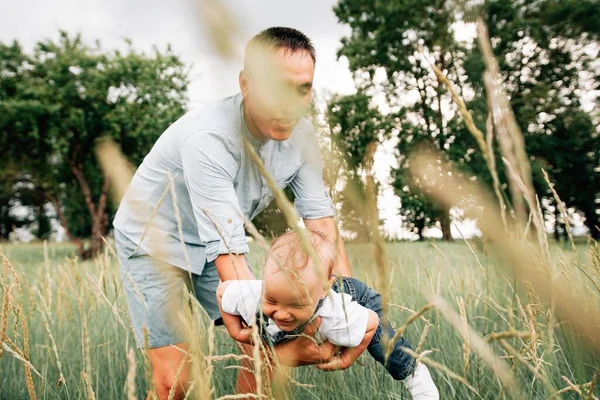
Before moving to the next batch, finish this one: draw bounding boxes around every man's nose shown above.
[279,94,304,117]
[279,101,296,118]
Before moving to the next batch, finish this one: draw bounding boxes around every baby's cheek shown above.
[295,309,315,323]
[262,304,274,317]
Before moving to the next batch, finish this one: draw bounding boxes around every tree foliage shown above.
[333,0,472,240]
[327,92,392,241]
[472,0,600,237]
[332,0,600,240]
[0,32,189,257]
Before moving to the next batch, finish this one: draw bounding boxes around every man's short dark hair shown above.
[245,27,316,66]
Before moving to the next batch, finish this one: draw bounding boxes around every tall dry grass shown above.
[1,7,599,400]
[1,234,599,398]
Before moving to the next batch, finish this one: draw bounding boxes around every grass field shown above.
[0,238,598,399]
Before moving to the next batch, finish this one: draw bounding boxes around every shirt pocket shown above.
[273,158,300,188]
[275,171,297,189]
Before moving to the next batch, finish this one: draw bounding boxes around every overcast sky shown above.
[1,0,486,239]
[0,0,357,105]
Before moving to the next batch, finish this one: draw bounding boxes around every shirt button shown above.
[226,219,232,224]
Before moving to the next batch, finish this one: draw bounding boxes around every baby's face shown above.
[262,258,325,332]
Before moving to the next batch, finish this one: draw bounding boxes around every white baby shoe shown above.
[402,362,439,399]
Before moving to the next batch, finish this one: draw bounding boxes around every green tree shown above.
[391,146,446,241]
[333,0,600,241]
[333,0,473,241]
[327,92,392,241]
[0,33,189,258]
[463,0,600,238]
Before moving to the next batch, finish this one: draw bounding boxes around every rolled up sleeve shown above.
[181,131,249,262]
[290,128,335,219]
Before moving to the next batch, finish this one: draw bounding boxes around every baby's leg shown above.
[336,279,438,398]
[334,277,417,380]
[366,323,416,380]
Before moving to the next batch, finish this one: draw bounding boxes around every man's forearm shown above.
[272,338,330,367]
[273,341,310,367]
[334,233,352,277]
[304,217,352,277]
[214,253,254,281]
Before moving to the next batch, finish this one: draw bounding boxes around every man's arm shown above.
[215,254,254,281]
[304,217,352,277]
[289,124,352,277]
[316,310,379,371]
[272,317,338,367]
[181,131,253,279]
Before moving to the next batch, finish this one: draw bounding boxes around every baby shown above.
[217,229,438,399]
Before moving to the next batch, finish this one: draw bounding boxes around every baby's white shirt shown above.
[221,280,370,348]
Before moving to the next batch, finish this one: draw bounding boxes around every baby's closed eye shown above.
[291,303,310,309]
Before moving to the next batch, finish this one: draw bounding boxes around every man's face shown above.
[240,47,314,141]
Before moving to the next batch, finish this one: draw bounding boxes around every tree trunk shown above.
[440,205,453,242]
[583,208,599,240]
[434,53,453,244]
[70,162,110,260]
[42,161,111,260]
[45,191,86,255]
[0,201,10,240]
[553,206,562,243]
[86,176,110,259]
[36,199,51,240]
[416,218,425,241]
[435,53,446,142]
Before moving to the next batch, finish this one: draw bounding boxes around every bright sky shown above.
[1,0,486,239]
[0,0,357,103]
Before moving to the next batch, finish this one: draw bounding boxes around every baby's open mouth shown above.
[274,319,295,328]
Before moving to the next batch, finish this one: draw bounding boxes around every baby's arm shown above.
[316,309,379,371]
[216,281,253,344]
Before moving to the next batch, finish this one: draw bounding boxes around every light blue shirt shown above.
[113,93,334,273]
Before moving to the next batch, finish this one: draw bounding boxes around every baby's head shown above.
[262,229,338,332]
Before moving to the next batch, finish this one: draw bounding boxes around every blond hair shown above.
[267,229,338,276]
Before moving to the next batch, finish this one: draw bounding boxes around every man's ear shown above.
[239,70,249,97]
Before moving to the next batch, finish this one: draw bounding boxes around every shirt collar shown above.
[240,96,266,150]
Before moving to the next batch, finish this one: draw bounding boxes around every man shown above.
[113,27,353,399]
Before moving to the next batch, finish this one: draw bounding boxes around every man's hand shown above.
[274,317,338,366]
[216,281,254,345]
[231,326,253,344]
[315,355,348,371]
